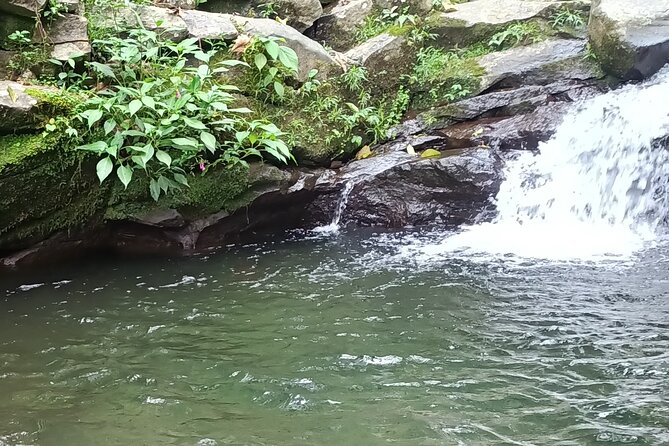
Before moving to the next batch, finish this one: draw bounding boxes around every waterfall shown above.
[313,181,356,234]
[435,67,669,260]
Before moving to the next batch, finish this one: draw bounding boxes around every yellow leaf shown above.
[275,16,288,25]
[472,127,484,137]
[355,145,372,160]
[6,86,17,103]
[406,144,416,155]
[421,148,441,158]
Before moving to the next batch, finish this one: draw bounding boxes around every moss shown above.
[25,88,85,116]
[0,133,110,251]
[105,164,251,221]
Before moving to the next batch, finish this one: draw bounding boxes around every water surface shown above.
[2,230,668,446]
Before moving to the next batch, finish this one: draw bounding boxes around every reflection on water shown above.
[1,230,668,445]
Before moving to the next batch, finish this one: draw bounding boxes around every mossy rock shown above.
[0,133,109,251]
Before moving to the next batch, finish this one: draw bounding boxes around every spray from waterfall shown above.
[432,66,669,260]
[312,181,356,234]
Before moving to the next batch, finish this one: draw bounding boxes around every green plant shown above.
[488,22,542,49]
[355,6,419,43]
[71,28,292,200]
[258,1,277,18]
[5,30,48,76]
[341,65,368,93]
[551,8,585,30]
[241,35,299,102]
[43,0,68,22]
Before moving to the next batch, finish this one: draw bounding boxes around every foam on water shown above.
[433,67,669,261]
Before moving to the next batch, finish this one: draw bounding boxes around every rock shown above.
[179,10,238,40]
[129,209,186,228]
[232,16,341,81]
[476,39,602,91]
[428,80,606,124]
[589,0,669,80]
[375,0,433,13]
[432,0,587,47]
[101,5,190,41]
[309,143,503,228]
[0,11,34,45]
[0,81,43,133]
[0,0,46,17]
[276,0,323,32]
[344,33,412,93]
[44,13,91,61]
[309,0,374,51]
[0,50,17,79]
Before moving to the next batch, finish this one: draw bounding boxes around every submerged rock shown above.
[589,0,669,80]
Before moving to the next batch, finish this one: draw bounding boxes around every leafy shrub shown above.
[240,35,299,102]
[70,28,292,200]
[551,8,585,31]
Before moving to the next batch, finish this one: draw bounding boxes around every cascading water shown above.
[432,67,669,261]
[312,181,356,234]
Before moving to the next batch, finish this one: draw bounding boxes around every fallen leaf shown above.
[230,34,252,56]
[406,144,416,156]
[355,145,372,160]
[421,148,441,158]
[6,86,17,103]
[275,16,288,25]
[472,127,484,137]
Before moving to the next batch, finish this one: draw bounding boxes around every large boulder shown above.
[588,0,669,80]
[200,0,322,32]
[475,38,602,91]
[0,0,46,17]
[344,32,412,93]
[44,13,91,62]
[309,141,503,228]
[432,0,588,47]
[309,0,374,51]
[232,16,342,81]
[178,9,237,40]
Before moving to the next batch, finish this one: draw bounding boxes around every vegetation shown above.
[488,22,544,50]
[355,6,419,43]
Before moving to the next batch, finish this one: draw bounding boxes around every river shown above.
[1,230,668,445]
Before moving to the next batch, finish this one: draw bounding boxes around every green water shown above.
[1,231,668,445]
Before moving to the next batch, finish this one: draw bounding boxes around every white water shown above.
[312,181,356,234]
[434,67,669,261]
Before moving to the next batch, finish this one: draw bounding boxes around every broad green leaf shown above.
[103,119,116,135]
[149,178,161,201]
[116,164,133,188]
[155,149,172,167]
[278,47,299,73]
[183,116,207,130]
[197,64,209,79]
[87,61,116,79]
[128,99,142,116]
[96,157,113,183]
[229,107,252,114]
[76,141,107,153]
[157,175,170,193]
[265,40,280,59]
[173,173,189,186]
[273,81,285,97]
[83,109,103,128]
[200,131,216,153]
[141,96,156,109]
[254,53,267,71]
[170,137,199,150]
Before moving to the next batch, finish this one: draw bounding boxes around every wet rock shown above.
[589,0,669,80]
[309,140,503,228]
[429,80,606,123]
[232,16,341,81]
[476,39,601,92]
[0,0,46,17]
[0,81,43,133]
[432,0,588,47]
